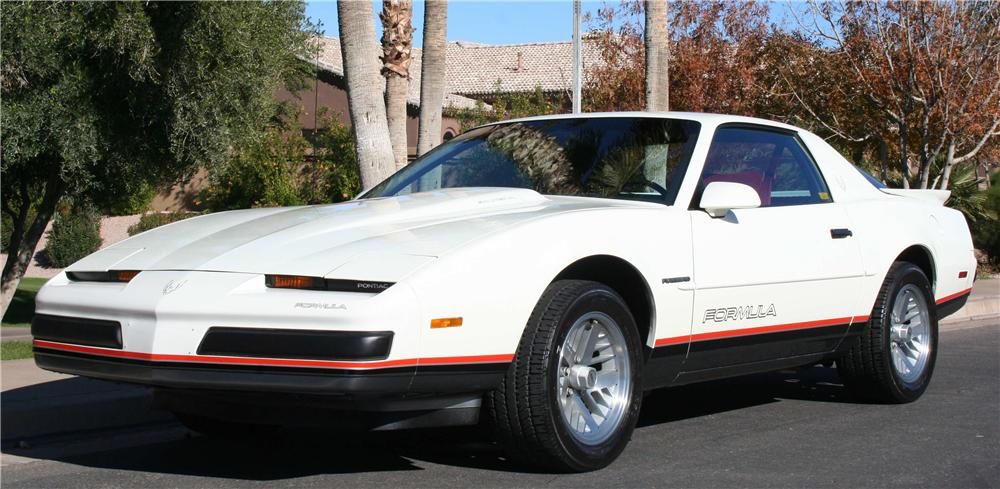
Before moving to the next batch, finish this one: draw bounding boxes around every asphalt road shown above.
[3,320,998,488]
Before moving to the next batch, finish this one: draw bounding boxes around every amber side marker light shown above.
[66,270,141,283]
[431,317,463,329]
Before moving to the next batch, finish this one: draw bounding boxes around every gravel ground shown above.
[0,215,142,279]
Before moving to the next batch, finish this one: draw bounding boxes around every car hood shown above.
[69,188,659,281]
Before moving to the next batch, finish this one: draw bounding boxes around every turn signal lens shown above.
[266,275,325,290]
[113,270,140,282]
[430,317,463,329]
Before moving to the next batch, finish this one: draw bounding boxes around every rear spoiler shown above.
[879,188,950,205]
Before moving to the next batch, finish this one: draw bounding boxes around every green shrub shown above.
[128,212,194,236]
[94,182,159,216]
[973,172,1000,268]
[44,206,103,267]
[203,113,360,211]
[203,127,307,211]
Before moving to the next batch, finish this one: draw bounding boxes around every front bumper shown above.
[32,270,511,398]
[33,340,508,397]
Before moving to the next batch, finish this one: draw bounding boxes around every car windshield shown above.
[363,117,702,205]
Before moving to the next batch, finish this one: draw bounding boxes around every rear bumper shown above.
[936,288,972,320]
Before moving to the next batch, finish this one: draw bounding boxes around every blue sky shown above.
[307,1,625,47]
[305,1,797,47]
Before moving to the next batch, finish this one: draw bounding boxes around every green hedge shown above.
[44,207,103,268]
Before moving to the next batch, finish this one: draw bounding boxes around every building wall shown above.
[276,71,462,158]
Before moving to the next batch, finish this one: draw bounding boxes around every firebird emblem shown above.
[162,280,187,295]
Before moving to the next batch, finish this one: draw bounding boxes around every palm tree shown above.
[644,0,669,111]
[417,0,448,157]
[380,0,414,170]
[337,0,396,190]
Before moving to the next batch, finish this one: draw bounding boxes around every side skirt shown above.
[670,352,832,386]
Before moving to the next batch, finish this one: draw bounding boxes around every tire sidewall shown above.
[545,286,643,471]
[880,264,938,401]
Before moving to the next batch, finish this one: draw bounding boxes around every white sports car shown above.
[33,113,976,471]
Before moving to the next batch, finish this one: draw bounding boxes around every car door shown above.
[683,125,865,373]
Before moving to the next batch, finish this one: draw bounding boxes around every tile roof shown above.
[306,35,601,109]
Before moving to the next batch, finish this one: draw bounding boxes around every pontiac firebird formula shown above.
[33,113,976,471]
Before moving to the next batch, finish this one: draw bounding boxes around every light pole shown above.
[572,0,582,114]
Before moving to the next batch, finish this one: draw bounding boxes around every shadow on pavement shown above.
[3,363,859,479]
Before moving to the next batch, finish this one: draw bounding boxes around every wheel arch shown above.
[552,255,656,358]
[894,245,936,292]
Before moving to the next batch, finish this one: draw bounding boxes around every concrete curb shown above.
[940,279,999,324]
[1,327,32,343]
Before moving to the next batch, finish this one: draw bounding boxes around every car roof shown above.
[489,111,802,133]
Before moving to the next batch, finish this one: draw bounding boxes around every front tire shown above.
[486,280,643,472]
[838,262,938,403]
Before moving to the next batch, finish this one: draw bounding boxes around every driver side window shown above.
[698,127,832,207]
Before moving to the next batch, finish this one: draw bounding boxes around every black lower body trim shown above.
[937,292,970,320]
[683,323,848,371]
[644,343,687,389]
[34,348,507,397]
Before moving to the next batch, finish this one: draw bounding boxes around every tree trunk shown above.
[878,137,889,183]
[1,176,63,319]
[899,124,911,189]
[381,0,415,170]
[644,0,669,112]
[338,0,396,191]
[939,141,957,190]
[918,150,932,189]
[384,76,409,170]
[417,0,447,157]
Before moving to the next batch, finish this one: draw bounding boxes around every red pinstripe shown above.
[936,288,972,305]
[654,315,866,348]
[32,339,513,370]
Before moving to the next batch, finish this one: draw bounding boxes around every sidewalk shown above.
[1,359,170,444]
[1,279,997,446]
[2,327,32,343]
[940,278,999,323]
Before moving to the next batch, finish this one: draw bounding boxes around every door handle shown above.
[830,228,853,239]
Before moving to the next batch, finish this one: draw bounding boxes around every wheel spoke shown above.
[594,370,618,391]
[588,348,615,366]
[572,394,600,432]
[574,325,595,363]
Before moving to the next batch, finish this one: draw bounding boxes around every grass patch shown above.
[1,341,33,361]
[2,277,47,328]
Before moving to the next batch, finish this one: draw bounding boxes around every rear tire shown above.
[486,280,643,472]
[838,262,938,403]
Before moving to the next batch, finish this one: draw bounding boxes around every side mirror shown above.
[699,181,761,218]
